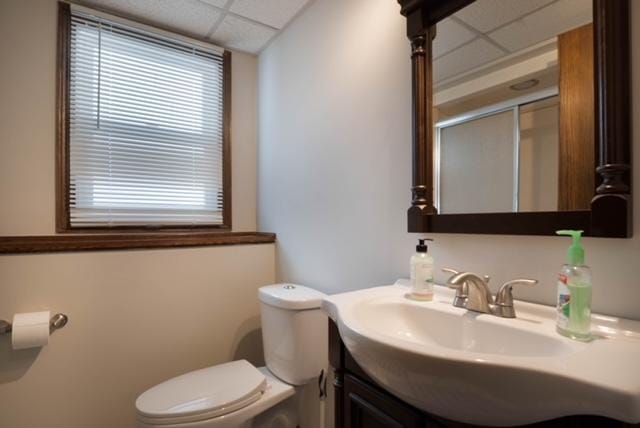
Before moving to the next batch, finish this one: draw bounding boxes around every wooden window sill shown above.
[0,231,276,254]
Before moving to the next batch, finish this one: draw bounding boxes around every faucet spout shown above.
[446,270,539,318]
[447,272,494,314]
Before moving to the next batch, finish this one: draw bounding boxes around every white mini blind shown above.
[69,10,226,227]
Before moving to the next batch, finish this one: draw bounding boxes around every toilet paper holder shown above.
[0,313,68,335]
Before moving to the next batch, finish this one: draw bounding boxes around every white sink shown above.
[322,281,640,426]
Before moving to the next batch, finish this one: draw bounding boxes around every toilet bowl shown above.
[135,284,327,428]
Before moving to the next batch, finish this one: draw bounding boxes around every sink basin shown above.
[355,298,576,358]
[322,281,640,426]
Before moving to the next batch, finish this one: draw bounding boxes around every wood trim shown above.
[55,2,233,233]
[56,1,71,233]
[399,0,632,238]
[398,0,475,27]
[0,232,275,254]
[594,0,632,177]
[423,210,591,236]
[398,0,475,230]
[591,0,632,237]
[344,375,423,428]
[407,28,438,231]
[329,320,345,428]
[558,24,595,211]
[328,318,344,370]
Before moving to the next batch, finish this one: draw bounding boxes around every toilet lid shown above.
[136,360,267,425]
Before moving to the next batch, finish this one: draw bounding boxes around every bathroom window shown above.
[57,4,230,231]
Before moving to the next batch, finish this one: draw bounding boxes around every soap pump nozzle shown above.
[556,230,585,266]
[416,238,433,253]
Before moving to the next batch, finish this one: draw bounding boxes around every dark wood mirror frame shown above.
[398,0,632,237]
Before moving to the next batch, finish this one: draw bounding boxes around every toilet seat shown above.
[136,360,267,426]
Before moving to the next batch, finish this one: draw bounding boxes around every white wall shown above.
[258,0,640,320]
[0,1,274,427]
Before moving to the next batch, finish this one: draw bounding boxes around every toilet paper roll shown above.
[12,311,50,350]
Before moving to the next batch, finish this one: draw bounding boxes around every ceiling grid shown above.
[434,0,592,83]
[76,0,313,54]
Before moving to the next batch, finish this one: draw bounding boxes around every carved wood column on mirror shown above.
[591,0,632,237]
[408,26,437,231]
[398,0,475,232]
[397,0,632,238]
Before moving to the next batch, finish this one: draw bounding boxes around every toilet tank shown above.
[258,284,327,386]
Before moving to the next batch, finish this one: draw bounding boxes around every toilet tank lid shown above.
[259,284,326,310]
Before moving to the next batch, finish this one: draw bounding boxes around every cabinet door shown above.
[344,374,427,428]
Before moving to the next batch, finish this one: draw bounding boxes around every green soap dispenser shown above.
[556,230,592,341]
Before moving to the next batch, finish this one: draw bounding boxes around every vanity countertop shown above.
[322,280,640,426]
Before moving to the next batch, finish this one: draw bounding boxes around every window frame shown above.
[55,2,232,233]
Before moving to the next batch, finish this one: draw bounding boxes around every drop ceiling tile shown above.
[82,0,222,37]
[211,15,277,53]
[488,0,593,52]
[433,18,478,59]
[198,0,228,8]
[434,38,505,83]
[229,0,310,29]
[454,0,555,33]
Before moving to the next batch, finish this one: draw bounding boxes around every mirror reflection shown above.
[433,0,593,214]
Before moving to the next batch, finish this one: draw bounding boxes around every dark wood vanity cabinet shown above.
[344,374,427,428]
[329,320,637,428]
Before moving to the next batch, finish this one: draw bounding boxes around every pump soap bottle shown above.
[556,230,592,341]
[409,238,434,301]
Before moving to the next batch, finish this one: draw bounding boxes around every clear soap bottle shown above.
[409,238,434,301]
[556,230,592,341]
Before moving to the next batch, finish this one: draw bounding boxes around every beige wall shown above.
[258,0,640,320]
[0,246,275,428]
[0,1,273,427]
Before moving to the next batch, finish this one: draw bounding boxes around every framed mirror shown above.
[398,0,631,237]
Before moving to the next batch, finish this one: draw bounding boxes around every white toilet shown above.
[135,284,327,428]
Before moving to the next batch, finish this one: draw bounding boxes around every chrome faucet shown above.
[444,270,537,318]
[442,268,490,310]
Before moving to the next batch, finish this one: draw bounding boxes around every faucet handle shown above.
[442,268,460,285]
[442,267,460,277]
[494,279,538,318]
[442,268,463,290]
